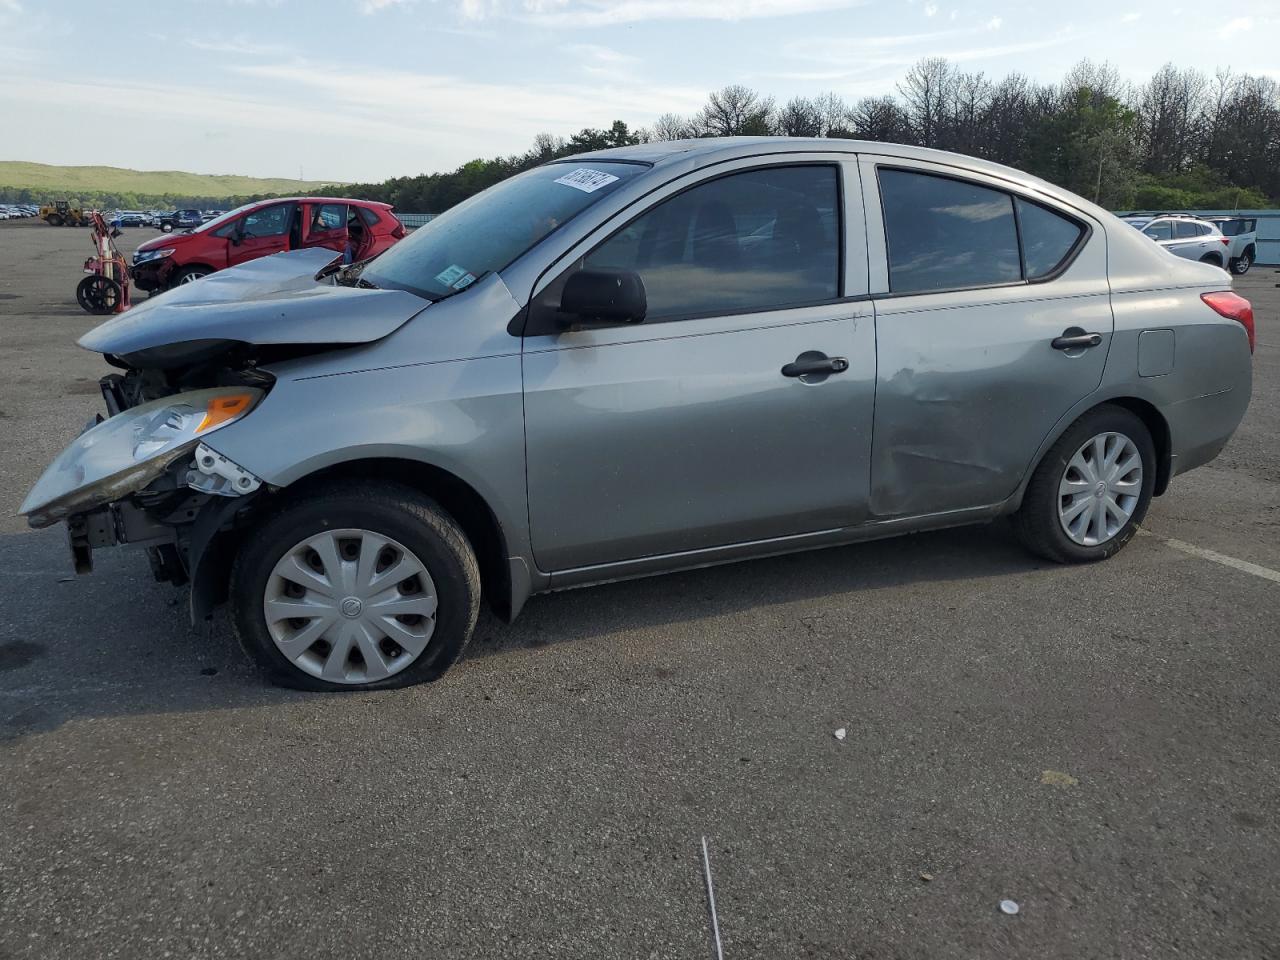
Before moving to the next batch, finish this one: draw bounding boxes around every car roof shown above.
[250,196,392,208]
[555,137,1103,213]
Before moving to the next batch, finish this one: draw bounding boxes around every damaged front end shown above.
[21,248,430,618]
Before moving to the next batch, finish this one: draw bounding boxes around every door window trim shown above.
[517,159,863,338]
[868,162,1092,299]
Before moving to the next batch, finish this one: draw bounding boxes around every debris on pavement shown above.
[919,872,934,882]
[833,727,847,741]
[1040,769,1079,787]
[1000,900,1020,915]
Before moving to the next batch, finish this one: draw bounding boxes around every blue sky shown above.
[0,0,1276,183]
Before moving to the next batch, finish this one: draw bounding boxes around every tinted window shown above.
[357,206,381,227]
[879,169,1020,293]
[311,203,347,233]
[1173,221,1201,239]
[242,204,293,238]
[1015,197,1084,279]
[574,165,840,319]
[1144,221,1173,241]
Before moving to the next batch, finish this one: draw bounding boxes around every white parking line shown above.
[1140,529,1280,584]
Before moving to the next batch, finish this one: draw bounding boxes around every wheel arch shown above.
[190,457,527,625]
[1009,394,1173,512]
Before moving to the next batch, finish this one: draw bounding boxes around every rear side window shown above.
[879,169,1020,293]
[1144,221,1173,241]
[1173,221,1201,239]
[578,164,840,319]
[357,206,381,227]
[1015,198,1084,279]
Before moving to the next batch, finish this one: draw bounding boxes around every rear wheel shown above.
[46,214,63,227]
[1014,405,1155,564]
[230,482,481,691]
[1231,251,1253,275]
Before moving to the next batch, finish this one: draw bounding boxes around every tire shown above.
[171,266,210,286]
[230,481,481,691]
[46,215,63,227]
[76,275,122,315]
[1231,251,1252,275]
[1013,405,1156,564]
[161,222,173,233]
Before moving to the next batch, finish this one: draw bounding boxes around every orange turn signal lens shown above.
[196,393,255,434]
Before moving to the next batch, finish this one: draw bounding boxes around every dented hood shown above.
[79,248,429,362]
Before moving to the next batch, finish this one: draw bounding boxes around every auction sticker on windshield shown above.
[434,264,470,287]
[554,168,620,193]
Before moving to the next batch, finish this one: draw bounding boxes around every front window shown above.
[199,203,255,234]
[362,161,644,301]
[1143,221,1173,241]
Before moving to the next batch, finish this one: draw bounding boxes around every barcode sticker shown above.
[554,168,620,193]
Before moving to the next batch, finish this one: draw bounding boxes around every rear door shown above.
[226,202,298,267]
[860,157,1112,518]
[304,202,351,255]
[521,158,876,572]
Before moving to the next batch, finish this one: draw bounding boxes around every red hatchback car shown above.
[131,197,403,292]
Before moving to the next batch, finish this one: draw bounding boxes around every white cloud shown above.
[1218,16,1251,38]
[186,36,294,56]
[924,2,938,16]
[985,15,1002,29]
[360,0,413,10]
[785,26,1074,70]
[1120,11,1140,21]
[461,0,868,24]
[0,0,23,12]
[949,9,958,20]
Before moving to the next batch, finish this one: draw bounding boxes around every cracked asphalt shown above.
[1,220,1278,959]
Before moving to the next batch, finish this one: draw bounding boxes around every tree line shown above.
[334,58,1280,214]
[0,186,286,212]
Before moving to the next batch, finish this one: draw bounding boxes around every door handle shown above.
[781,355,849,378]
[1051,328,1103,350]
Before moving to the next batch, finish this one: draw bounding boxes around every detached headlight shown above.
[21,387,263,528]
[133,248,175,265]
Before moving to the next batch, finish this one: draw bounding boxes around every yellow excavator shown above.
[40,200,91,227]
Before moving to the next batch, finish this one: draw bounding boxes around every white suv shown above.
[1122,214,1230,269]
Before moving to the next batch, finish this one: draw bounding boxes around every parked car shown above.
[22,139,1254,692]
[157,209,204,233]
[1203,216,1259,274]
[110,210,149,228]
[1121,213,1230,268]
[130,197,403,291]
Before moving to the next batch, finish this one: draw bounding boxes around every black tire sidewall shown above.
[230,486,479,691]
[1019,406,1156,563]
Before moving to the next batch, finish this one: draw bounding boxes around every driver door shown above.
[226,202,297,266]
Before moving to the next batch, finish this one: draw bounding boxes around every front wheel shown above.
[76,275,122,315]
[171,266,210,286]
[1231,252,1252,275]
[1014,405,1156,564]
[230,482,481,691]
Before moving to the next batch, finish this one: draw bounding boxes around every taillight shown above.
[1220,237,1230,246]
[1202,291,1255,354]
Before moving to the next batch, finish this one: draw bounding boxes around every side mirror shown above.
[560,270,646,325]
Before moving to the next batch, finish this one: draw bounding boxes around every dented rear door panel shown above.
[858,154,1113,519]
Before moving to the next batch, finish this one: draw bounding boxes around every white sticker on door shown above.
[553,168,620,193]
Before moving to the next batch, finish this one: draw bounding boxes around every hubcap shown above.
[264,528,438,684]
[1058,432,1143,546]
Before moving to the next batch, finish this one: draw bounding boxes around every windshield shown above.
[192,203,256,234]
[363,161,645,301]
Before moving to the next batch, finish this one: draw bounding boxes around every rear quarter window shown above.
[1015,198,1084,279]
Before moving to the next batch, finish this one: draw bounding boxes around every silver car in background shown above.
[1204,216,1259,275]
[21,138,1256,691]
[1122,213,1231,268]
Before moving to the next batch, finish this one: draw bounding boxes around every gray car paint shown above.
[47,138,1251,621]
[80,248,429,358]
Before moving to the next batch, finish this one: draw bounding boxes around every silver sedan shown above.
[22,138,1255,691]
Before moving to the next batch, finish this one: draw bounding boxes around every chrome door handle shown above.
[1051,328,1103,350]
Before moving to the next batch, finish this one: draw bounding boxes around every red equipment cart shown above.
[76,211,131,315]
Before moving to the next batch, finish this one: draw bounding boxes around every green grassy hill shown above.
[0,161,343,200]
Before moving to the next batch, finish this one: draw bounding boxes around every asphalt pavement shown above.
[1,219,1278,959]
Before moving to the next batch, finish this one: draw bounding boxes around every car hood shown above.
[137,229,201,251]
[81,248,430,364]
